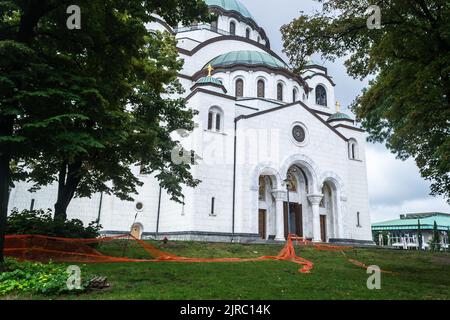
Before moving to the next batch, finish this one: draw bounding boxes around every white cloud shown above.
[370,197,450,223]
[367,143,449,222]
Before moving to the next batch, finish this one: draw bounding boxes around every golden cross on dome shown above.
[207,64,214,77]
[335,101,341,112]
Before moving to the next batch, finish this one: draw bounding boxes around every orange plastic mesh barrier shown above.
[291,236,353,251]
[4,233,314,273]
[291,236,393,273]
[339,250,394,274]
[4,234,155,263]
[5,234,391,274]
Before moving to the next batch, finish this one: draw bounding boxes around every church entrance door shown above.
[320,215,327,242]
[283,203,303,239]
[258,209,266,239]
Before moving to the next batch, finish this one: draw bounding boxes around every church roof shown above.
[327,112,353,122]
[196,76,223,86]
[204,0,254,20]
[207,50,288,70]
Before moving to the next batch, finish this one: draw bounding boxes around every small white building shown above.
[8,0,373,244]
[372,212,450,250]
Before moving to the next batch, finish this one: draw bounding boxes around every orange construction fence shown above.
[4,233,392,274]
[4,233,313,273]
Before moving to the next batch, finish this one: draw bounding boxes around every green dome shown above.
[196,76,223,86]
[327,112,353,122]
[204,0,254,20]
[207,50,288,70]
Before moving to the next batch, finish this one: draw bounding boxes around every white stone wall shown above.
[217,15,266,45]
[231,103,372,241]
[214,70,306,105]
[185,92,237,234]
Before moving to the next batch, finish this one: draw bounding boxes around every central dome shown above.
[207,50,288,69]
[204,0,254,19]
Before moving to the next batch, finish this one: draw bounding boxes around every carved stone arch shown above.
[320,171,347,200]
[280,154,320,193]
[130,222,144,239]
[250,162,282,190]
[233,75,246,98]
[319,171,345,239]
[256,76,267,98]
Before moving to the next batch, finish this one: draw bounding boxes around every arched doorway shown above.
[283,165,310,239]
[258,175,275,239]
[319,181,337,242]
[280,155,320,241]
[131,223,143,239]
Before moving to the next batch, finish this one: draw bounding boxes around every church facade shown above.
[8,0,373,244]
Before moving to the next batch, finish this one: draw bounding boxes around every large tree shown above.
[0,0,208,268]
[281,0,450,203]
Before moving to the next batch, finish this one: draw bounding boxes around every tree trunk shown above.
[54,161,82,221]
[0,118,13,271]
[0,154,11,271]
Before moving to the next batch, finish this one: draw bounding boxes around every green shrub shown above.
[0,258,87,296]
[429,221,442,251]
[7,208,101,239]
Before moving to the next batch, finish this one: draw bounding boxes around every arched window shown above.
[277,83,284,101]
[245,28,251,39]
[229,21,236,35]
[215,113,221,131]
[235,79,244,97]
[315,85,327,106]
[293,88,298,102]
[348,139,359,160]
[257,36,261,43]
[207,111,213,130]
[207,106,224,132]
[257,79,265,98]
[210,197,215,215]
[357,212,361,227]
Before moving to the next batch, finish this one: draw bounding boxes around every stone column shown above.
[308,194,323,242]
[272,190,286,241]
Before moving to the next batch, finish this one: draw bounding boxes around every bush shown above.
[7,208,101,239]
[0,258,87,296]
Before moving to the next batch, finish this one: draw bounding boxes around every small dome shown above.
[196,76,223,86]
[207,50,288,70]
[204,0,254,20]
[327,112,353,122]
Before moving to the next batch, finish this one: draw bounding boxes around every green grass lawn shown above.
[4,240,450,300]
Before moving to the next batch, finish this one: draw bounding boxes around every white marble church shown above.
[8,0,373,244]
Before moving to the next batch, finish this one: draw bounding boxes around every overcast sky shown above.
[240,0,450,222]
